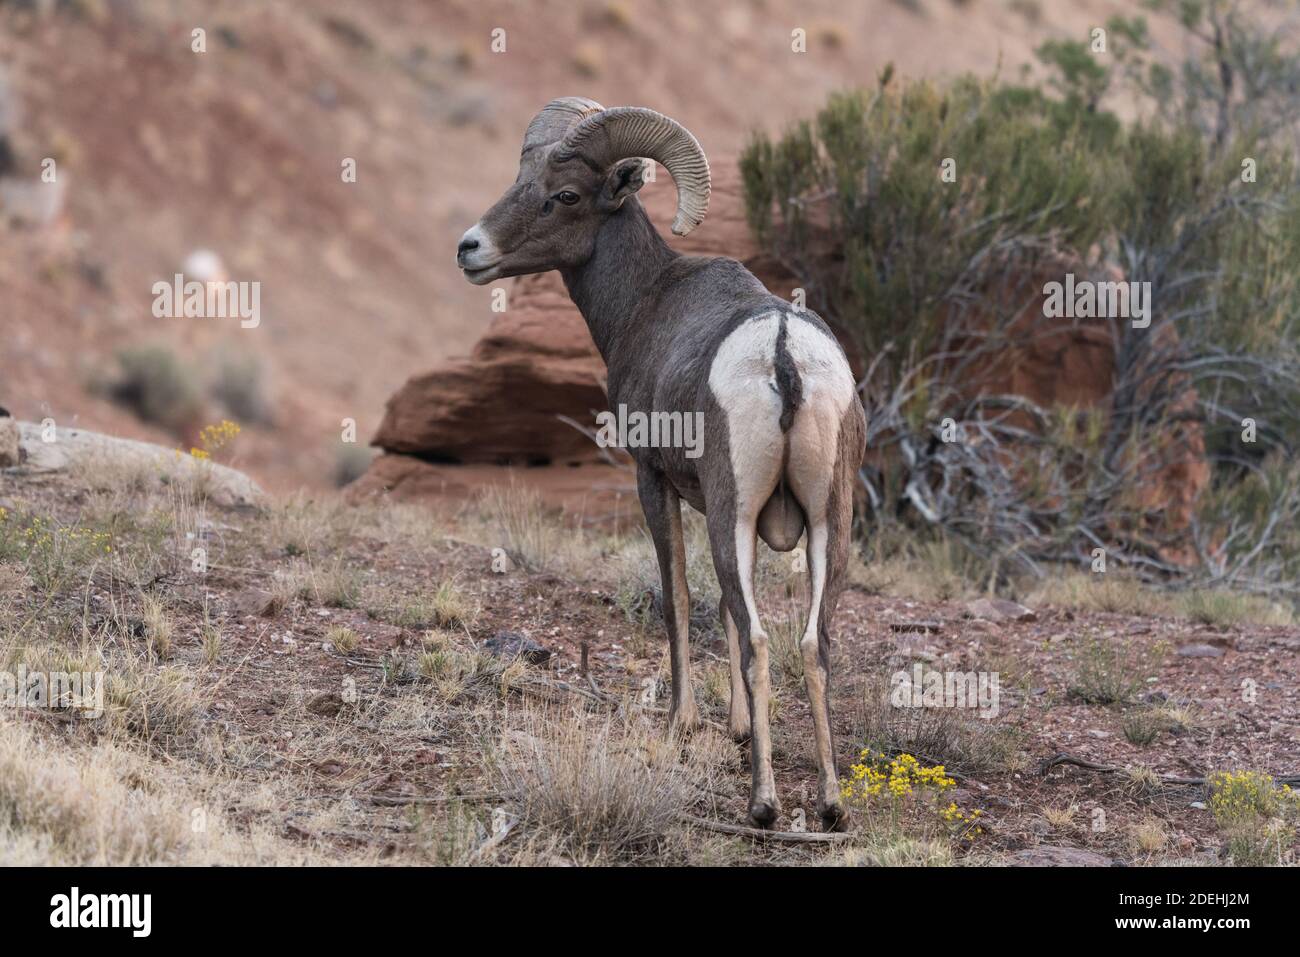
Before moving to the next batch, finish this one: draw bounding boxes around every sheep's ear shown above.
[598,158,646,210]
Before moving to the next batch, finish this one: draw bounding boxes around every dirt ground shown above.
[2,461,1296,866]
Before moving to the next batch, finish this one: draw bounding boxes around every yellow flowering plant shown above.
[1207,770,1300,865]
[841,749,984,841]
[0,509,114,592]
[189,419,241,461]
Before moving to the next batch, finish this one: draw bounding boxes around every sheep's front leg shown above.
[636,463,699,733]
[720,602,751,741]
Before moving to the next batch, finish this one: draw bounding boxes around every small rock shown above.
[485,630,552,665]
[230,588,277,618]
[967,597,1037,623]
[0,409,19,468]
[1009,846,1115,867]
[1176,643,1224,658]
[369,623,406,650]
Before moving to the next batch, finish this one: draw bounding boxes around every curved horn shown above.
[522,97,605,153]
[557,107,710,236]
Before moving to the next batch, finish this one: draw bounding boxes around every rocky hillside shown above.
[0,0,1161,492]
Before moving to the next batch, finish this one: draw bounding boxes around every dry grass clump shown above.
[1031,570,1296,628]
[103,654,210,750]
[1027,569,1161,616]
[1172,589,1294,628]
[1067,632,1166,706]
[0,720,191,865]
[834,835,955,867]
[848,537,983,603]
[298,558,363,609]
[475,481,561,572]
[856,673,1024,776]
[354,501,445,550]
[138,593,174,660]
[1121,706,1175,746]
[767,600,807,690]
[1041,804,1078,830]
[373,579,475,632]
[417,635,510,699]
[490,708,704,862]
[264,492,355,558]
[325,624,359,654]
[1128,817,1170,856]
[0,719,332,865]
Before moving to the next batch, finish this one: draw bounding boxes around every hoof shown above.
[749,798,781,828]
[818,800,849,833]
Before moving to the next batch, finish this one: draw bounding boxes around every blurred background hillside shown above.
[1,0,1183,491]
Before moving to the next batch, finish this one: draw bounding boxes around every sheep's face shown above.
[457,146,646,285]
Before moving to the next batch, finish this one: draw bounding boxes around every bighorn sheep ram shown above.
[457,98,865,830]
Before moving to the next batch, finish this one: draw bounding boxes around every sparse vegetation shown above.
[300,558,363,609]
[1,429,1296,867]
[333,443,374,488]
[1121,707,1168,747]
[1042,804,1078,831]
[767,601,806,689]
[1068,633,1165,706]
[477,481,564,573]
[418,580,473,630]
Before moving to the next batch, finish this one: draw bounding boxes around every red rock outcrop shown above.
[370,272,610,466]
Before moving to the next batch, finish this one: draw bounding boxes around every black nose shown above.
[458,237,479,256]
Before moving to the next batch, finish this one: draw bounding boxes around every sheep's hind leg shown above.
[785,408,852,831]
[636,463,699,733]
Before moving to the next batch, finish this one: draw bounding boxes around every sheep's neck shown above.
[560,198,677,363]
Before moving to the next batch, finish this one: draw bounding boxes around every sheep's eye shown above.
[556,190,580,206]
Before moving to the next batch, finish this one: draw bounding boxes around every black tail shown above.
[774,314,803,433]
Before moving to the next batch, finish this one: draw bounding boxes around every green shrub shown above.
[104,346,203,434]
[740,9,1300,601]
